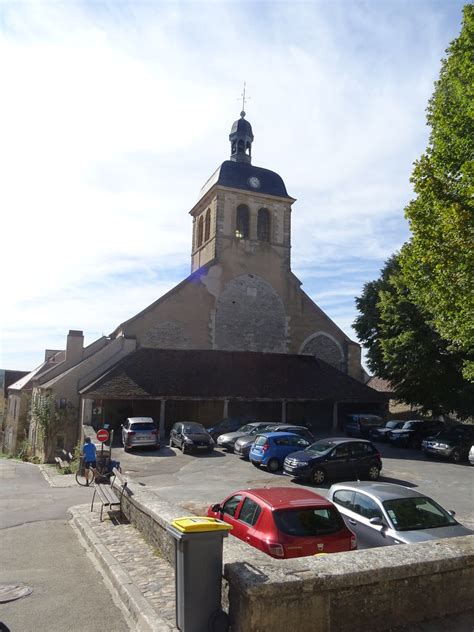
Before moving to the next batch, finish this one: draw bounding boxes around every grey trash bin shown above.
[166,516,232,632]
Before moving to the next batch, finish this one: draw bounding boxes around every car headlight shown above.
[296,461,309,466]
[435,443,449,449]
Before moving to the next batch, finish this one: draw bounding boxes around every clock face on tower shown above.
[248,176,261,189]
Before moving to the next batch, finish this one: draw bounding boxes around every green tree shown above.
[354,255,474,418]
[401,5,474,380]
[30,390,76,462]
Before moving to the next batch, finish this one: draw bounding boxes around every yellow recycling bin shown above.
[167,516,232,632]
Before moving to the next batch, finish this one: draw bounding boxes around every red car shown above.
[207,487,356,559]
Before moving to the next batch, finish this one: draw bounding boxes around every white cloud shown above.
[0,0,465,368]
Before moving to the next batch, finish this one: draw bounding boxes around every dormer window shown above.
[236,205,249,239]
[257,208,271,242]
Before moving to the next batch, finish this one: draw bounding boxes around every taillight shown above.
[128,431,136,436]
[350,534,357,550]
[267,542,285,558]
[262,442,269,452]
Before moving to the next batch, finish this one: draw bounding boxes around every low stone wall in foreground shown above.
[116,479,474,632]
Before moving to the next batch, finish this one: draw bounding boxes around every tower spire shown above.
[229,86,254,164]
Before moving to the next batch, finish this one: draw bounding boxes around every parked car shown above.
[207,487,357,558]
[283,437,382,485]
[121,417,159,451]
[469,444,474,466]
[232,423,280,458]
[169,421,214,453]
[388,420,445,449]
[234,424,314,459]
[250,432,311,471]
[207,416,256,441]
[422,425,474,463]
[370,420,406,442]
[344,414,384,438]
[328,482,473,548]
[216,421,276,451]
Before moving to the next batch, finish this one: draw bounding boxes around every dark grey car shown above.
[169,421,214,454]
[328,482,473,549]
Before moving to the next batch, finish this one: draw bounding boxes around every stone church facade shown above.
[111,111,363,381]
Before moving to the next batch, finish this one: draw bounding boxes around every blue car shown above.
[249,432,310,472]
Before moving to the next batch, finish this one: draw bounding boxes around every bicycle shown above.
[75,455,121,486]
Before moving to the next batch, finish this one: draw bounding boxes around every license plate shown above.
[197,445,208,449]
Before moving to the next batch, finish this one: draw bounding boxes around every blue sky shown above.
[0,0,467,370]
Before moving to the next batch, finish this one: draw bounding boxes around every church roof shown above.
[200,160,291,199]
[80,347,386,403]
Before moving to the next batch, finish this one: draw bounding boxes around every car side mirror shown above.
[211,504,221,513]
[448,510,456,517]
[369,516,384,527]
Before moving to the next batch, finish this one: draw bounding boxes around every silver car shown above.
[121,417,160,451]
[328,482,472,548]
[216,422,275,451]
[469,445,474,466]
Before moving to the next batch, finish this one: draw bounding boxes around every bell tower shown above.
[190,112,295,274]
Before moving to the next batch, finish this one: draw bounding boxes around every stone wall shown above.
[116,479,474,632]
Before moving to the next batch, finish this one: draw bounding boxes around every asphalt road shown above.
[114,439,474,528]
[0,459,129,632]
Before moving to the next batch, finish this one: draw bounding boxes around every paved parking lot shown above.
[112,436,474,529]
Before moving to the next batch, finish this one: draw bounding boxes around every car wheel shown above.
[311,468,326,485]
[367,464,381,480]
[451,449,462,463]
[267,458,279,473]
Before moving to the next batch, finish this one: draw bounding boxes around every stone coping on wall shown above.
[114,478,474,632]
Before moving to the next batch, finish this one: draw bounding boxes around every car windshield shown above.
[182,423,205,433]
[254,435,268,446]
[403,422,421,430]
[238,424,256,433]
[306,440,337,454]
[130,423,155,431]
[383,497,457,531]
[386,421,400,429]
[274,507,344,537]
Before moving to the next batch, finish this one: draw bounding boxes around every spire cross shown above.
[239,81,250,116]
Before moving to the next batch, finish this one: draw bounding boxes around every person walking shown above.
[81,437,97,485]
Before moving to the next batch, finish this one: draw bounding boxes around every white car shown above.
[121,417,160,451]
[469,445,474,466]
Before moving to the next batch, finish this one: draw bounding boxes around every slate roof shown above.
[200,160,292,199]
[80,348,386,403]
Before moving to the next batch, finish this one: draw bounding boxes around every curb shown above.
[69,505,173,632]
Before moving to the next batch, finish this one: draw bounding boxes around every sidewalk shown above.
[70,503,177,632]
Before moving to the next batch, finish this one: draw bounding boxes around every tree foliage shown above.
[401,5,474,380]
[354,255,474,418]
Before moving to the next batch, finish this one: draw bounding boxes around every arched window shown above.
[235,205,249,239]
[197,215,204,247]
[237,139,245,153]
[204,209,211,242]
[257,208,271,242]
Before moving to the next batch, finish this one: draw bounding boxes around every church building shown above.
[77,111,384,437]
[18,109,384,457]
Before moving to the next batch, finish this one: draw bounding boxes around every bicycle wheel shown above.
[75,466,94,486]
